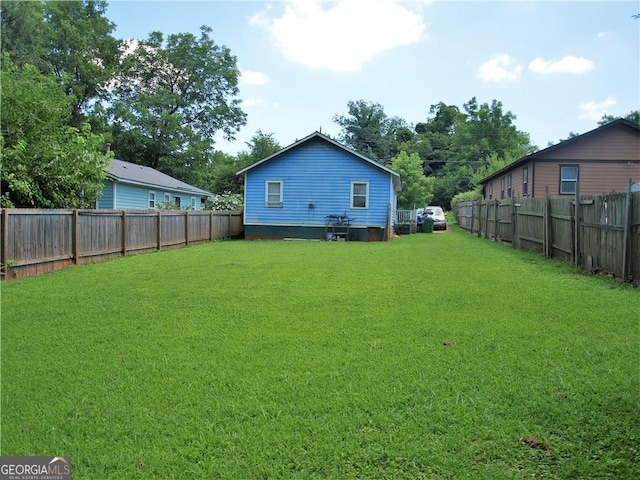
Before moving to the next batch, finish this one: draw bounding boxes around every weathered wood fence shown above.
[1,209,243,279]
[456,190,640,284]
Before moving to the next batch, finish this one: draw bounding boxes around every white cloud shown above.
[478,53,522,82]
[250,0,426,72]
[240,69,270,86]
[529,55,594,74]
[578,96,617,121]
[241,98,280,109]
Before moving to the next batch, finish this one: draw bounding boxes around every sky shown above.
[105,0,640,156]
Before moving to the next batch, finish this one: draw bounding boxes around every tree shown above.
[0,0,49,69]
[390,151,432,209]
[206,131,281,195]
[108,26,247,186]
[399,103,463,176]
[453,97,534,165]
[333,100,409,164]
[43,0,121,126]
[598,110,640,126]
[238,130,282,163]
[1,56,111,208]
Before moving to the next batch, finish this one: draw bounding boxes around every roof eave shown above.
[480,118,640,183]
[106,175,212,197]
[236,131,401,178]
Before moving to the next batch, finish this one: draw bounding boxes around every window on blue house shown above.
[149,191,156,209]
[266,180,283,207]
[191,197,196,209]
[351,181,369,209]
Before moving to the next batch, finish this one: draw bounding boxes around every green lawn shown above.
[1,229,638,479]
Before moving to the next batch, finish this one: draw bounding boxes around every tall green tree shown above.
[390,151,432,209]
[1,56,111,208]
[333,100,410,164]
[108,26,247,186]
[0,0,49,69]
[399,103,463,176]
[453,97,534,165]
[44,0,121,126]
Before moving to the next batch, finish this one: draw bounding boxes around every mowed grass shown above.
[1,229,638,479]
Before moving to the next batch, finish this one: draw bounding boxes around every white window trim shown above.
[351,181,369,209]
[265,180,283,207]
[560,165,579,195]
[149,191,156,209]
[191,196,197,209]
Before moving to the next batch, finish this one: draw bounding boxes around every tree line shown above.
[2,1,637,210]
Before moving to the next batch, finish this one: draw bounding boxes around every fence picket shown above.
[457,192,639,284]
[0,209,243,279]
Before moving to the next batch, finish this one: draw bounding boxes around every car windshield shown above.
[427,207,443,216]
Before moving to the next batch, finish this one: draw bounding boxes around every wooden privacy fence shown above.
[456,189,640,284]
[1,209,243,279]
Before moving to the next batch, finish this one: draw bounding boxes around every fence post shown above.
[493,200,499,242]
[122,210,127,256]
[470,201,476,235]
[157,210,162,250]
[574,182,580,266]
[484,200,490,239]
[622,180,633,281]
[543,187,551,258]
[511,200,517,249]
[2,209,8,276]
[185,210,190,246]
[210,210,214,241]
[73,209,79,265]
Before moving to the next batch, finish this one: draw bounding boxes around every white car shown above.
[425,206,447,230]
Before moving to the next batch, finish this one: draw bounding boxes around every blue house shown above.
[236,132,401,241]
[96,159,212,210]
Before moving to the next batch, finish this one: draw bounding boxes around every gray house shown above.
[96,159,212,210]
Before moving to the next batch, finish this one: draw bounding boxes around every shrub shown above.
[451,188,482,216]
[205,191,243,210]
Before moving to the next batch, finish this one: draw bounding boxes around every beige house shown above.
[480,119,640,200]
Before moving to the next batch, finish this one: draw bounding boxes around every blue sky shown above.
[106,0,640,156]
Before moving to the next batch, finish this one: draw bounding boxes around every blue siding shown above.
[114,183,149,209]
[244,138,396,227]
[96,180,114,208]
[97,181,203,210]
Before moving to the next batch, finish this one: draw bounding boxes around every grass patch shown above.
[2,230,638,479]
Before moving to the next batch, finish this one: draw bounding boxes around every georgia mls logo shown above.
[0,456,71,480]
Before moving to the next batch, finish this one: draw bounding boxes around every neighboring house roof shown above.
[236,131,401,188]
[106,159,212,197]
[480,118,640,184]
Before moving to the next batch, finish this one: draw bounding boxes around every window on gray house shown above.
[523,167,529,196]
